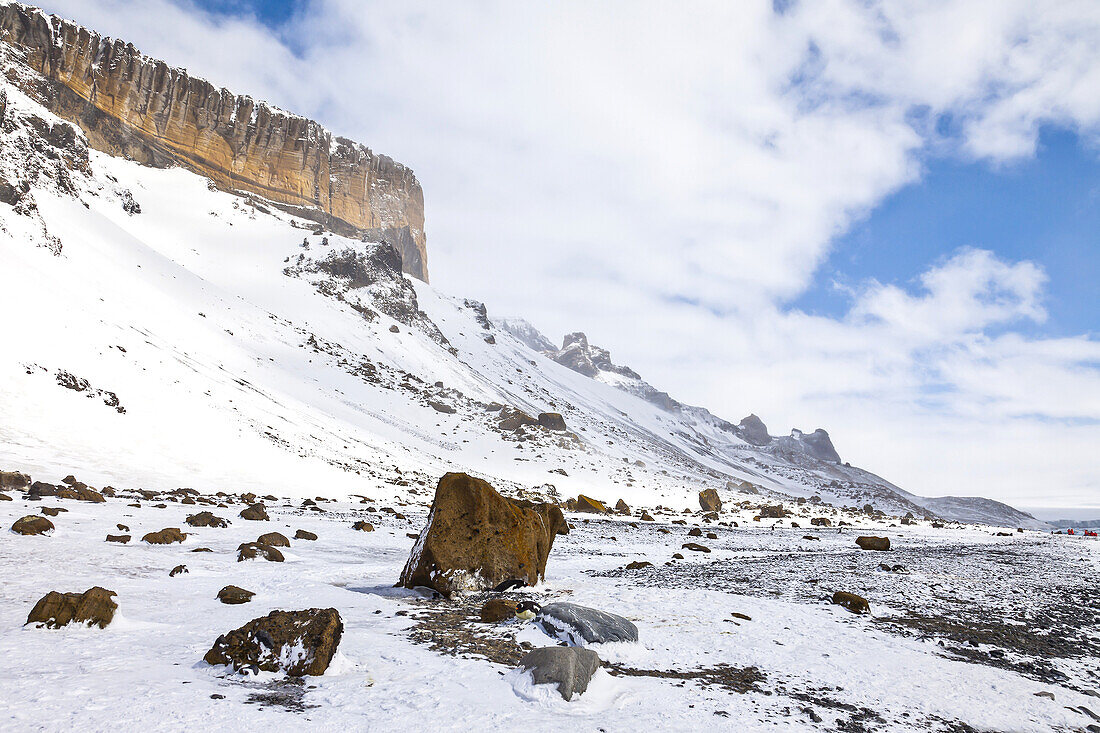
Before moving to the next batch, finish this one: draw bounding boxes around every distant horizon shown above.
[1019,505,1100,522]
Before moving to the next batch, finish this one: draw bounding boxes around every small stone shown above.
[169,565,188,577]
[217,585,255,605]
[106,534,130,543]
[352,521,374,532]
[681,542,711,553]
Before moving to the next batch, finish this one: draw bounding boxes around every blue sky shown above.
[45,0,1100,508]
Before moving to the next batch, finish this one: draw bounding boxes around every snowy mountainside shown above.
[0,55,1044,528]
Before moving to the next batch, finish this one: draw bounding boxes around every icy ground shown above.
[1,483,1097,732]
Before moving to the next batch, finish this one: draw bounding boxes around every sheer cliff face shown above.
[0,3,428,281]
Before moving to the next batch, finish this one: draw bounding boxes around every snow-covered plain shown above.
[0,487,1097,731]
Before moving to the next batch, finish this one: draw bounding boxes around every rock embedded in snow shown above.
[479,598,518,623]
[614,499,630,514]
[257,532,290,548]
[682,542,711,553]
[169,564,188,577]
[832,591,870,614]
[428,400,455,414]
[294,529,318,541]
[26,587,117,629]
[0,470,30,489]
[239,504,269,521]
[516,647,601,701]
[217,586,255,605]
[185,511,229,528]
[142,528,186,544]
[856,536,891,551]
[40,506,64,517]
[352,521,374,532]
[535,602,639,645]
[398,472,567,597]
[203,608,343,676]
[698,488,722,512]
[105,534,130,543]
[497,407,538,432]
[237,542,284,562]
[11,515,53,535]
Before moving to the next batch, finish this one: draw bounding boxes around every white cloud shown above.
[36,0,1100,508]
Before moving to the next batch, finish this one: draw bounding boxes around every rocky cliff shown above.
[0,2,428,281]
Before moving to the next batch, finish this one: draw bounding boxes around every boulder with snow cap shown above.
[203,608,342,676]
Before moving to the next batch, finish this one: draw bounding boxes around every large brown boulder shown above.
[257,532,290,548]
[574,495,609,514]
[237,542,284,562]
[398,472,568,597]
[832,591,870,614]
[497,407,538,432]
[217,585,255,605]
[203,608,342,676]
[26,587,117,628]
[698,488,722,512]
[12,515,54,535]
[856,536,891,551]
[142,528,187,544]
[758,505,789,519]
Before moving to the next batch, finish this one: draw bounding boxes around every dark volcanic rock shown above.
[737,414,772,445]
[203,608,343,676]
[516,646,601,701]
[398,472,567,597]
[26,587,117,628]
[12,515,54,535]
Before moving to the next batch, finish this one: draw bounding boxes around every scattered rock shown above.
[142,528,186,544]
[535,602,639,644]
[706,532,718,540]
[758,505,789,519]
[397,472,568,597]
[516,647,601,701]
[191,547,213,553]
[479,598,519,623]
[239,504,269,521]
[856,536,891,551]
[688,527,702,537]
[203,608,342,676]
[682,542,711,553]
[105,534,130,543]
[257,532,290,547]
[217,586,255,605]
[497,407,538,432]
[699,488,722,512]
[117,524,129,531]
[169,564,188,577]
[672,553,684,559]
[614,499,630,514]
[624,561,653,570]
[40,506,65,517]
[0,492,11,501]
[810,517,832,527]
[429,400,455,414]
[26,587,117,628]
[640,513,654,522]
[831,591,870,614]
[12,515,54,535]
[294,529,318,541]
[574,494,609,514]
[0,470,31,489]
[730,612,752,621]
[352,521,374,532]
[237,542,284,562]
[186,511,229,528]
[537,412,567,431]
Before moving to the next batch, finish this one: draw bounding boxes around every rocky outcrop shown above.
[0,3,428,281]
[398,472,568,597]
[737,414,771,446]
[775,428,841,464]
[203,608,343,676]
[26,586,117,628]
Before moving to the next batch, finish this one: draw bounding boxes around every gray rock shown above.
[517,646,601,701]
[535,602,639,644]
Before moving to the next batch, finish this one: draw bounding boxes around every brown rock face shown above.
[239,504,269,521]
[398,472,568,597]
[203,608,342,676]
[537,412,567,431]
[0,470,31,489]
[698,488,722,512]
[237,542,284,562]
[26,587,117,628]
[575,495,609,514]
[855,536,891,551]
[12,515,53,535]
[0,4,428,281]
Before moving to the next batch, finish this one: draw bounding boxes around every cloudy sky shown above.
[42,0,1100,510]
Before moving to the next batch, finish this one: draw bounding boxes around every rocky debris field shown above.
[0,469,1097,732]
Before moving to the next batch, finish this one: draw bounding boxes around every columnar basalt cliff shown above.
[0,2,428,281]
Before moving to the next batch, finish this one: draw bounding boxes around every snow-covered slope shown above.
[0,43,1044,529]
